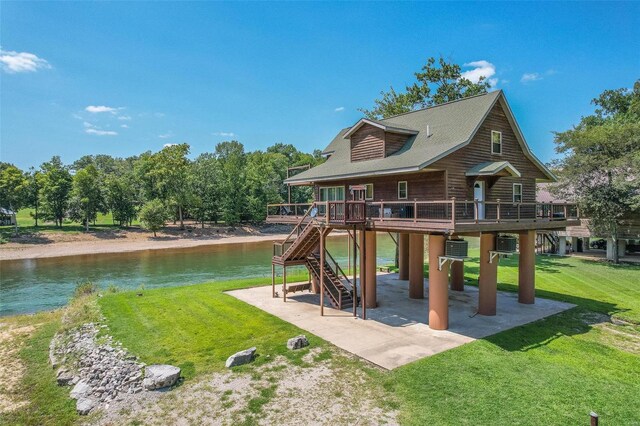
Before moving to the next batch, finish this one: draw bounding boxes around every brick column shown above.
[518,230,536,304]
[365,231,377,308]
[428,234,449,330]
[398,233,410,280]
[478,233,498,315]
[409,233,424,299]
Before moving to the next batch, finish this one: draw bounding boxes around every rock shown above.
[70,380,91,400]
[287,335,309,350]
[225,347,257,368]
[142,364,181,390]
[76,397,95,415]
[56,368,74,386]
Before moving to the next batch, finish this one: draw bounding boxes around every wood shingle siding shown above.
[350,124,385,162]
[432,101,547,203]
[385,132,409,157]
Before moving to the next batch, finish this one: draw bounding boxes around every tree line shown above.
[0,141,324,233]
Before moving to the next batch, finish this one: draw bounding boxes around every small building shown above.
[0,207,17,226]
[267,90,580,330]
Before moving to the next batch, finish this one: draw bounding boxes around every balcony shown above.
[266,200,580,233]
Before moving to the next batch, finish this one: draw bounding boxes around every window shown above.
[319,186,345,201]
[491,130,502,154]
[398,181,408,199]
[513,183,523,203]
[365,183,374,200]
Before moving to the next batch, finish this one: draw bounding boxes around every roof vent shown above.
[426,125,431,137]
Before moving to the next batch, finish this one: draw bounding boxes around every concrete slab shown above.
[227,273,575,370]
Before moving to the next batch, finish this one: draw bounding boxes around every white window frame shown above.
[398,181,408,200]
[364,183,374,200]
[491,130,502,155]
[513,183,523,203]
[319,185,345,202]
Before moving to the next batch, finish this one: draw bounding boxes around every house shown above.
[537,183,640,260]
[0,207,17,226]
[267,90,580,331]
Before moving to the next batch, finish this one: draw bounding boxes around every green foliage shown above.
[215,141,248,224]
[360,56,492,119]
[105,174,138,226]
[139,199,169,236]
[552,80,640,262]
[73,281,98,298]
[190,153,221,225]
[39,156,73,227]
[70,165,104,231]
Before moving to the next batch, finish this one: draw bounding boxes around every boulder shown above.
[142,364,181,390]
[225,347,257,368]
[70,380,91,400]
[56,368,74,386]
[76,397,95,415]
[287,335,309,350]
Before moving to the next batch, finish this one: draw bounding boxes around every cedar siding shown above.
[431,101,546,203]
[350,123,385,162]
[385,132,410,157]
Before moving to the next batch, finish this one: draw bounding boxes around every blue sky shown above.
[1,1,638,170]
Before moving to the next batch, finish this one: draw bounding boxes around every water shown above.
[0,234,398,317]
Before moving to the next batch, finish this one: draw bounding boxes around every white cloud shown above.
[83,121,95,128]
[0,48,51,73]
[159,132,174,139]
[120,124,129,128]
[334,106,345,112]
[521,73,542,83]
[117,115,131,121]
[86,105,119,114]
[461,60,497,86]
[213,131,237,137]
[86,128,117,136]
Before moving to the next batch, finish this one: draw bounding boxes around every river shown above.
[0,234,398,316]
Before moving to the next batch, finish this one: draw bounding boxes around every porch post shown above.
[558,236,567,256]
[359,228,367,319]
[428,234,449,330]
[283,266,287,302]
[409,233,424,299]
[398,233,410,280]
[518,230,536,304]
[353,227,357,317]
[320,227,325,316]
[478,232,498,315]
[450,260,464,292]
[311,243,320,293]
[271,263,276,298]
[365,231,377,308]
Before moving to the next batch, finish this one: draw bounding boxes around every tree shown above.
[139,199,169,237]
[215,141,247,224]
[39,156,73,227]
[552,80,640,263]
[24,168,43,227]
[245,151,288,221]
[360,56,492,119]
[190,153,220,226]
[0,164,27,234]
[105,174,137,227]
[71,165,103,231]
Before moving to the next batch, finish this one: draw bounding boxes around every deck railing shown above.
[266,199,579,228]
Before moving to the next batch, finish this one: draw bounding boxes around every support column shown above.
[518,230,536,304]
[478,233,498,315]
[311,243,320,293]
[558,236,567,256]
[428,234,449,330]
[606,238,614,260]
[409,233,424,299]
[450,260,464,292]
[618,239,627,257]
[365,231,377,308]
[319,228,325,316]
[584,237,590,251]
[271,264,276,298]
[359,228,367,319]
[571,236,578,254]
[398,233,410,280]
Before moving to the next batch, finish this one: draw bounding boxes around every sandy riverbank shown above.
[0,224,295,261]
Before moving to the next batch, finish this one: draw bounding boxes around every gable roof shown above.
[465,161,522,178]
[342,118,419,139]
[287,90,555,184]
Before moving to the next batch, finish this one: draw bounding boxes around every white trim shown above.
[342,118,419,139]
[319,185,346,202]
[513,183,523,203]
[491,130,502,155]
[465,161,521,178]
[364,183,374,200]
[398,181,408,200]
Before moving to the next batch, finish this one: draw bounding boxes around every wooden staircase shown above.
[306,253,355,310]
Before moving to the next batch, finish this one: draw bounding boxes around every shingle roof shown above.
[287,90,554,184]
[465,161,521,177]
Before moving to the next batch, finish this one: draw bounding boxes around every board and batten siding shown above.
[431,100,547,203]
[314,170,446,202]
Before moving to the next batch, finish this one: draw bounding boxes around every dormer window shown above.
[491,131,502,154]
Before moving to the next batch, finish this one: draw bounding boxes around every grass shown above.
[5,254,640,425]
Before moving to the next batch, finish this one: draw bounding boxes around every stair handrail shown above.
[324,249,354,293]
[307,254,347,307]
[274,202,315,257]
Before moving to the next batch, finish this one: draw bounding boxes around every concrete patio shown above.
[227,273,574,369]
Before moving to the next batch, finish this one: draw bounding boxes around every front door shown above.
[474,181,485,220]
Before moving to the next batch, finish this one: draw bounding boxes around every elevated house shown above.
[267,90,580,330]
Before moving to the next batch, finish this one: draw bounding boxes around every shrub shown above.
[106,284,120,293]
[139,199,169,237]
[74,281,98,298]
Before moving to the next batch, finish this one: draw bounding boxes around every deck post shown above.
[320,227,325,316]
[409,233,424,299]
[271,263,276,298]
[478,232,498,315]
[365,231,377,308]
[353,226,357,317]
[450,259,464,292]
[398,233,410,280]
[518,230,536,304]
[283,266,287,302]
[359,227,367,320]
[311,243,320,293]
[428,234,449,330]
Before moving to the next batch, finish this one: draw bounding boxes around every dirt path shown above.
[0,323,37,414]
[0,224,292,261]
